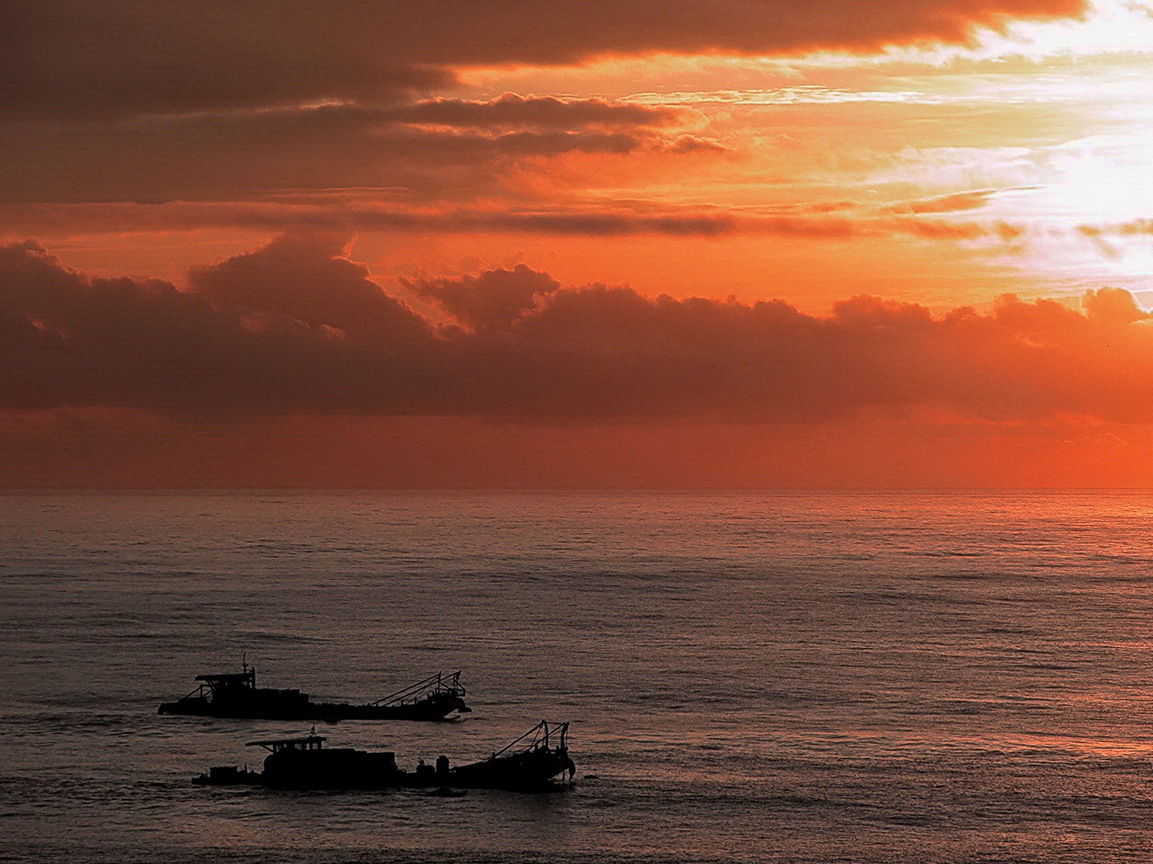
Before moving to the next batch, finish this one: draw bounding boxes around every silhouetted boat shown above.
[159,665,470,721]
[194,720,576,791]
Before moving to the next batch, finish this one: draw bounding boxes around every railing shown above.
[491,720,569,758]
[370,670,465,706]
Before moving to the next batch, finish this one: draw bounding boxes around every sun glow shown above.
[1038,136,1153,222]
[984,0,1153,58]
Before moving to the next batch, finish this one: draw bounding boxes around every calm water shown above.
[3,490,1153,863]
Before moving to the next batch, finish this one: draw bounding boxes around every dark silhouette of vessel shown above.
[194,720,575,791]
[158,664,470,722]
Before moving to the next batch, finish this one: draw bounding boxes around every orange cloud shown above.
[392,94,683,130]
[886,189,1005,214]
[1079,219,1153,238]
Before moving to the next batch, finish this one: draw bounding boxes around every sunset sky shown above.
[4,0,1153,487]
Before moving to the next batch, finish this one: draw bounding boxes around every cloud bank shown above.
[0,200,1029,244]
[0,0,1088,204]
[2,0,1087,118]
[2,235,1150,425]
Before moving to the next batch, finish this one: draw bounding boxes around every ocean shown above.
[3,489,1153,863]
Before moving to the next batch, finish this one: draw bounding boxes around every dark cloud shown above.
[0,1,1086,204]
[0,4,448,120]
[406,265,561,333]
[0,200,1031,242]
[0,0,1093,208]
[0,108,659,203]
[0,201,740,235]
[0,239,444,415]
[1,1,1087,119]
[2,236,1150,424]
[187,232,432,342]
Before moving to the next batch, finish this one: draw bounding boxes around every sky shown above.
[4,0,1153,488]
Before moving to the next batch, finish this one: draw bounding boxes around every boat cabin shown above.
[194,669,257,695]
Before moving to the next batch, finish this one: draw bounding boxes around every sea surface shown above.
[3,490,1153,863]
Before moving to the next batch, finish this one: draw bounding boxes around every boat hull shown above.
[196,750,573,791]
[194,723,575,792]
[159,669,470,722]
[158,695,468,722]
